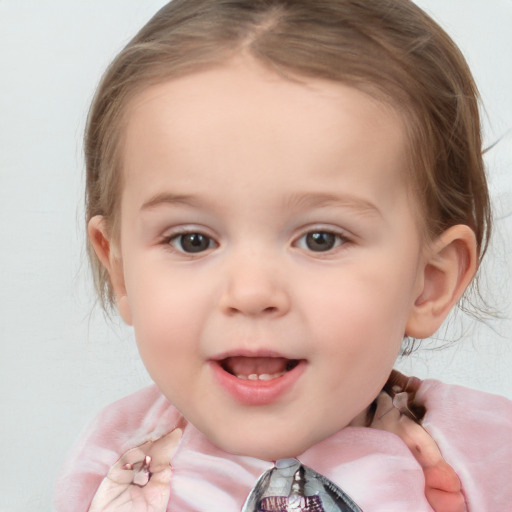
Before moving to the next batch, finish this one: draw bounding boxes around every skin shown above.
[89,57,477,461]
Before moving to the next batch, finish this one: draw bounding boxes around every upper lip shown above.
[210,348,297,361]
[210,350,304,379]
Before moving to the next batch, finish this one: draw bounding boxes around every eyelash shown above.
[161,227,351,255]
[163,231,218,255]
[293,229,350,254]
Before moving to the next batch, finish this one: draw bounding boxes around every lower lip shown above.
[209,360,306,406]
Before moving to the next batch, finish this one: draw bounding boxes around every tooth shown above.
[235,371,288,381]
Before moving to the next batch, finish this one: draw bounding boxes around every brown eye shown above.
[171,233,214,253]
[296,231,344,252]
[305,232,336,251]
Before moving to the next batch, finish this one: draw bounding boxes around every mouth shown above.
[219,356,300,381]
[210,354,305,405]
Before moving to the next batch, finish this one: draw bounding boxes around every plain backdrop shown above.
[0,1,511,510]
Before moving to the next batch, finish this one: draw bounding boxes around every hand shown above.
[89,428,182,512]
[371,381,466,512]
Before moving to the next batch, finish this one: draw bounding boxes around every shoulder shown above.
[418,379,512,510]
[54,385,181,512]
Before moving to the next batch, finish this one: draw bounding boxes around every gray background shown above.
[0,1,511,510]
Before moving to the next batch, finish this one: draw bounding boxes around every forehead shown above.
[125,58,404,140]
[120,57,410,212]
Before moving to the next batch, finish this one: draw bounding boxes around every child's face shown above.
[111,58,429,460]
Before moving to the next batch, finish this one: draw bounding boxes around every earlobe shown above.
[88,216,133,325]
[405,225,478,339]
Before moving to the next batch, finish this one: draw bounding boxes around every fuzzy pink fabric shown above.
[54,379,512,511]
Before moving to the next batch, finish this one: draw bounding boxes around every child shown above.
[55,0,512,510]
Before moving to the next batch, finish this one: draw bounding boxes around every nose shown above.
[219,252,290,317]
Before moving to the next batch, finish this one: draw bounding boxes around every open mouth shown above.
[211,354,306,405]
[220,356,300,381]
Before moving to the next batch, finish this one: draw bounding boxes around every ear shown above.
[405,224,477,339]
[88,216,133,325]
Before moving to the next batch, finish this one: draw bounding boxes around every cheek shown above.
[300,258,419,359]
[305,265,412,323]
[123,266,204,360]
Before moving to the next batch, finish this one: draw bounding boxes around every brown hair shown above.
[85,0,491,311]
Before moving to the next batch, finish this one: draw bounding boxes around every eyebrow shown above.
[140,193,200,211]
[140,190,382,217]
[283,192,382,218]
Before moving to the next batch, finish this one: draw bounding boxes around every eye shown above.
[168,232,216,253]
[296,231,345,252]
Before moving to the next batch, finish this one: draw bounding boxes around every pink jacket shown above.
[54,377,512,511]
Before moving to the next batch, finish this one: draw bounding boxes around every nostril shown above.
[226,305,279,316]
[220,285,290,317]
